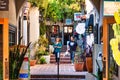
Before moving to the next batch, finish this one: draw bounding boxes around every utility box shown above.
[93,44,103,80]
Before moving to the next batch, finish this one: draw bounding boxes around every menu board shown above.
[0,0,8,11]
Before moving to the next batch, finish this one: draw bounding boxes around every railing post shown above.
[57,52,60,80]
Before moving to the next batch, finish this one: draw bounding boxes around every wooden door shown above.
[103,16,116,80]
[0,18,9,80]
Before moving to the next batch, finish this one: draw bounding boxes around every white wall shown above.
[9,0,17,26]
[29,7,39,43]
[29,7,40,58]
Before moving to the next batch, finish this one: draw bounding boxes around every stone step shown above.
[50,54,71,64]
[50,57,71,60]
[30,78,85,80]
[50,60,71,64]
[31,75,85,80]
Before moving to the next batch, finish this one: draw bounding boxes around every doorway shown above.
[0,24,3,80]
[0,18,9,80]
[63,25,73,45]
[103,17,117,80]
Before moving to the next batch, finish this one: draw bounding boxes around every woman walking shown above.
[53,37,62,63]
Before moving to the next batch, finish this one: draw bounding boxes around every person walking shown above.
[53,37,62,63]
[68,36,77,65]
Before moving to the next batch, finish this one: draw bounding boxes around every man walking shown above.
[68,36,77,65]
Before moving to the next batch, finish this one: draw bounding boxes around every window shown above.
[51,25,60,37]
[9,25,16,46]
[64,26,73,33]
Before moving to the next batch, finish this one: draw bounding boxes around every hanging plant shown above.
[40,22,47,35]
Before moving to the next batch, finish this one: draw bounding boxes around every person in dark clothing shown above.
[68,36,77,65]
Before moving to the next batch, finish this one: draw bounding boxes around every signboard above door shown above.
[0,0,9,11]
[104,1,120,16]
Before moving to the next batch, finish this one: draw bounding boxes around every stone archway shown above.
[90,0,101,13]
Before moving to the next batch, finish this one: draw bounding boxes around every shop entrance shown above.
[0,18,9,80]
[0,24,3,80]
[103,17,117,80]
[63,25,73,45]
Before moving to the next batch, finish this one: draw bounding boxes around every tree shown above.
[28,0,85,35]
[29,0,85,22]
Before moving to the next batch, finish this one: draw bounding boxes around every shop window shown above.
[64,26,73,33]
[18,17,21,41]
[51,25,59,37]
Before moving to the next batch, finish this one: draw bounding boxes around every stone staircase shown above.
[50,53,71,64]
[50,45,72,64]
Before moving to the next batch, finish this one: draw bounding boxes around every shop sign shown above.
[76,23,85,34]
[104,1,120,16]
[0,0,9,11]
[19,73,29,78]
[65,19,72,25]
[74,13,82,21]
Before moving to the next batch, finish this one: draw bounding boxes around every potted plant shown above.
[30,53,37,66]
[74,48,85,71]
[34,35,50,64]
[91,60,102,80]
[85,45,93,73]
[9,37,31,79]
[39,56,47,64]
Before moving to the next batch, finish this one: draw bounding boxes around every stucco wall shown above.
[9,0,17,26]
[0,0,17,26]
[29,7,39,43]
[29,7,40,58]
[0,11,9,18]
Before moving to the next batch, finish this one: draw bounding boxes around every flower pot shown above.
[74,62,84,71]
[42,55,50,64]
[86,57,93,73]
[30,60,36,66]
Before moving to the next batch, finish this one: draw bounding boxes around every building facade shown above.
[0,0,40,79]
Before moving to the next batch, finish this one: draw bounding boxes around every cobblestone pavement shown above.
[30,64,88,75]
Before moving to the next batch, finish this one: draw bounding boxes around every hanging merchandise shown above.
[110,10,120,66]
[76,23,85,34]
[88,14,94,26]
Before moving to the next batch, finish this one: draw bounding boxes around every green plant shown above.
[34,35,49,62]
[9,37,31,79]
[0,62,3,80]
[91,60,102,80]
[39,56,46,64]
[75,46,85,63]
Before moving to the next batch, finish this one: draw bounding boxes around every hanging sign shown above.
[74,13,82,21]
[76,23,85,34]
[65,19,72,25]
[0,0,9,11]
